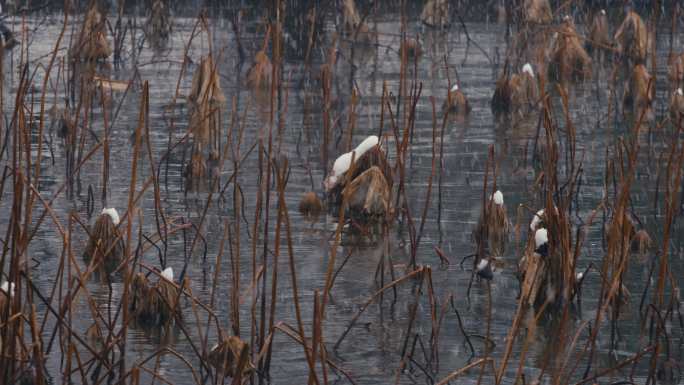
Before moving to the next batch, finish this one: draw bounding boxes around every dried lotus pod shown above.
[146,0,172,50]
[443,84,471,116]
[72,3,111,61]
[421,0,449,28]
[615,11,649,65]
[399,38,422,60]
[631,229,652,263]
[523,0,552,24]
[548,18,592,82]
[128,269,182,327]
[623,64,654,123]
[208,336,254,378]
[299,192,323,218]
[342,166,390,221]
[83,209,124,275]
[586,10,610,55]
[473,191,511,258]
[246,51,273,92]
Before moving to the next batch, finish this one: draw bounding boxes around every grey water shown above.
[1,5,683,385]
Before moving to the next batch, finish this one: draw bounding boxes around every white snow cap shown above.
[529,209,545,231]
[354,135,379,156]
[161,267,174,282]
[333,152,353,174]
[450,84,459,92]
[101,208,120,225]
[600,9,606,15]
[324,136,379,191]
[476,258,489,272]
[324,152,353,191]
[677,88,683,96]
[522,63,534,77]
[492,190,504,206]
[534,228,548,247]
[1,281,15,297]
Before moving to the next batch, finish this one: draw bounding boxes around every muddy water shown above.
[1,8,683,385]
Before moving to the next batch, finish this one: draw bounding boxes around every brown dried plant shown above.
[82,213,125,275]
[71,3,111,61]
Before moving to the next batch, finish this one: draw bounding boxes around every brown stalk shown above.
[334,266,425,349]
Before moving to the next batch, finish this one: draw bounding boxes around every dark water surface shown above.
[1,6,683,385]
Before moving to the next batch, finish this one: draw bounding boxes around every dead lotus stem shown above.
[203,219,228,355]
[274,322,356,385]
[436,358,493,385]
[321,150,354,313]
[118,81,149,378]
[410,97,441,264]
[22,276,109,366]
[475,281,493,385]
[6,3,684,385]
[277,159,319,382]
[394,268,426,383]
[310,290,324,385]
[334,266,425,349]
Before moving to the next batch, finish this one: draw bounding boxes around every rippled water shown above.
[1,5,683,385]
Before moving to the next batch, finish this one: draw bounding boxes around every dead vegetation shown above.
[146,0,172,50]
[421,0,449,28]
[341,0,374,46]
[523,0,552,25]
[342,166,391,221]
[491,64,538,118]
[1,3,683,385]
[299,191,323,218]
[615,11,649,67]
[586,9,610,58]
[669,88,684,123]
[128,271,182,327]
[547,17,592,82]
[326,145,392,212]
[246,50,273,92]
[399,37,422,60]
[473,191,510,258]
[82,209,125,275]
[185,55,225,192]
[623,64,654,122]
[443,85,471,116]
[668,52,684,90]
[208,336,254,379]
[71,2,111,62]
